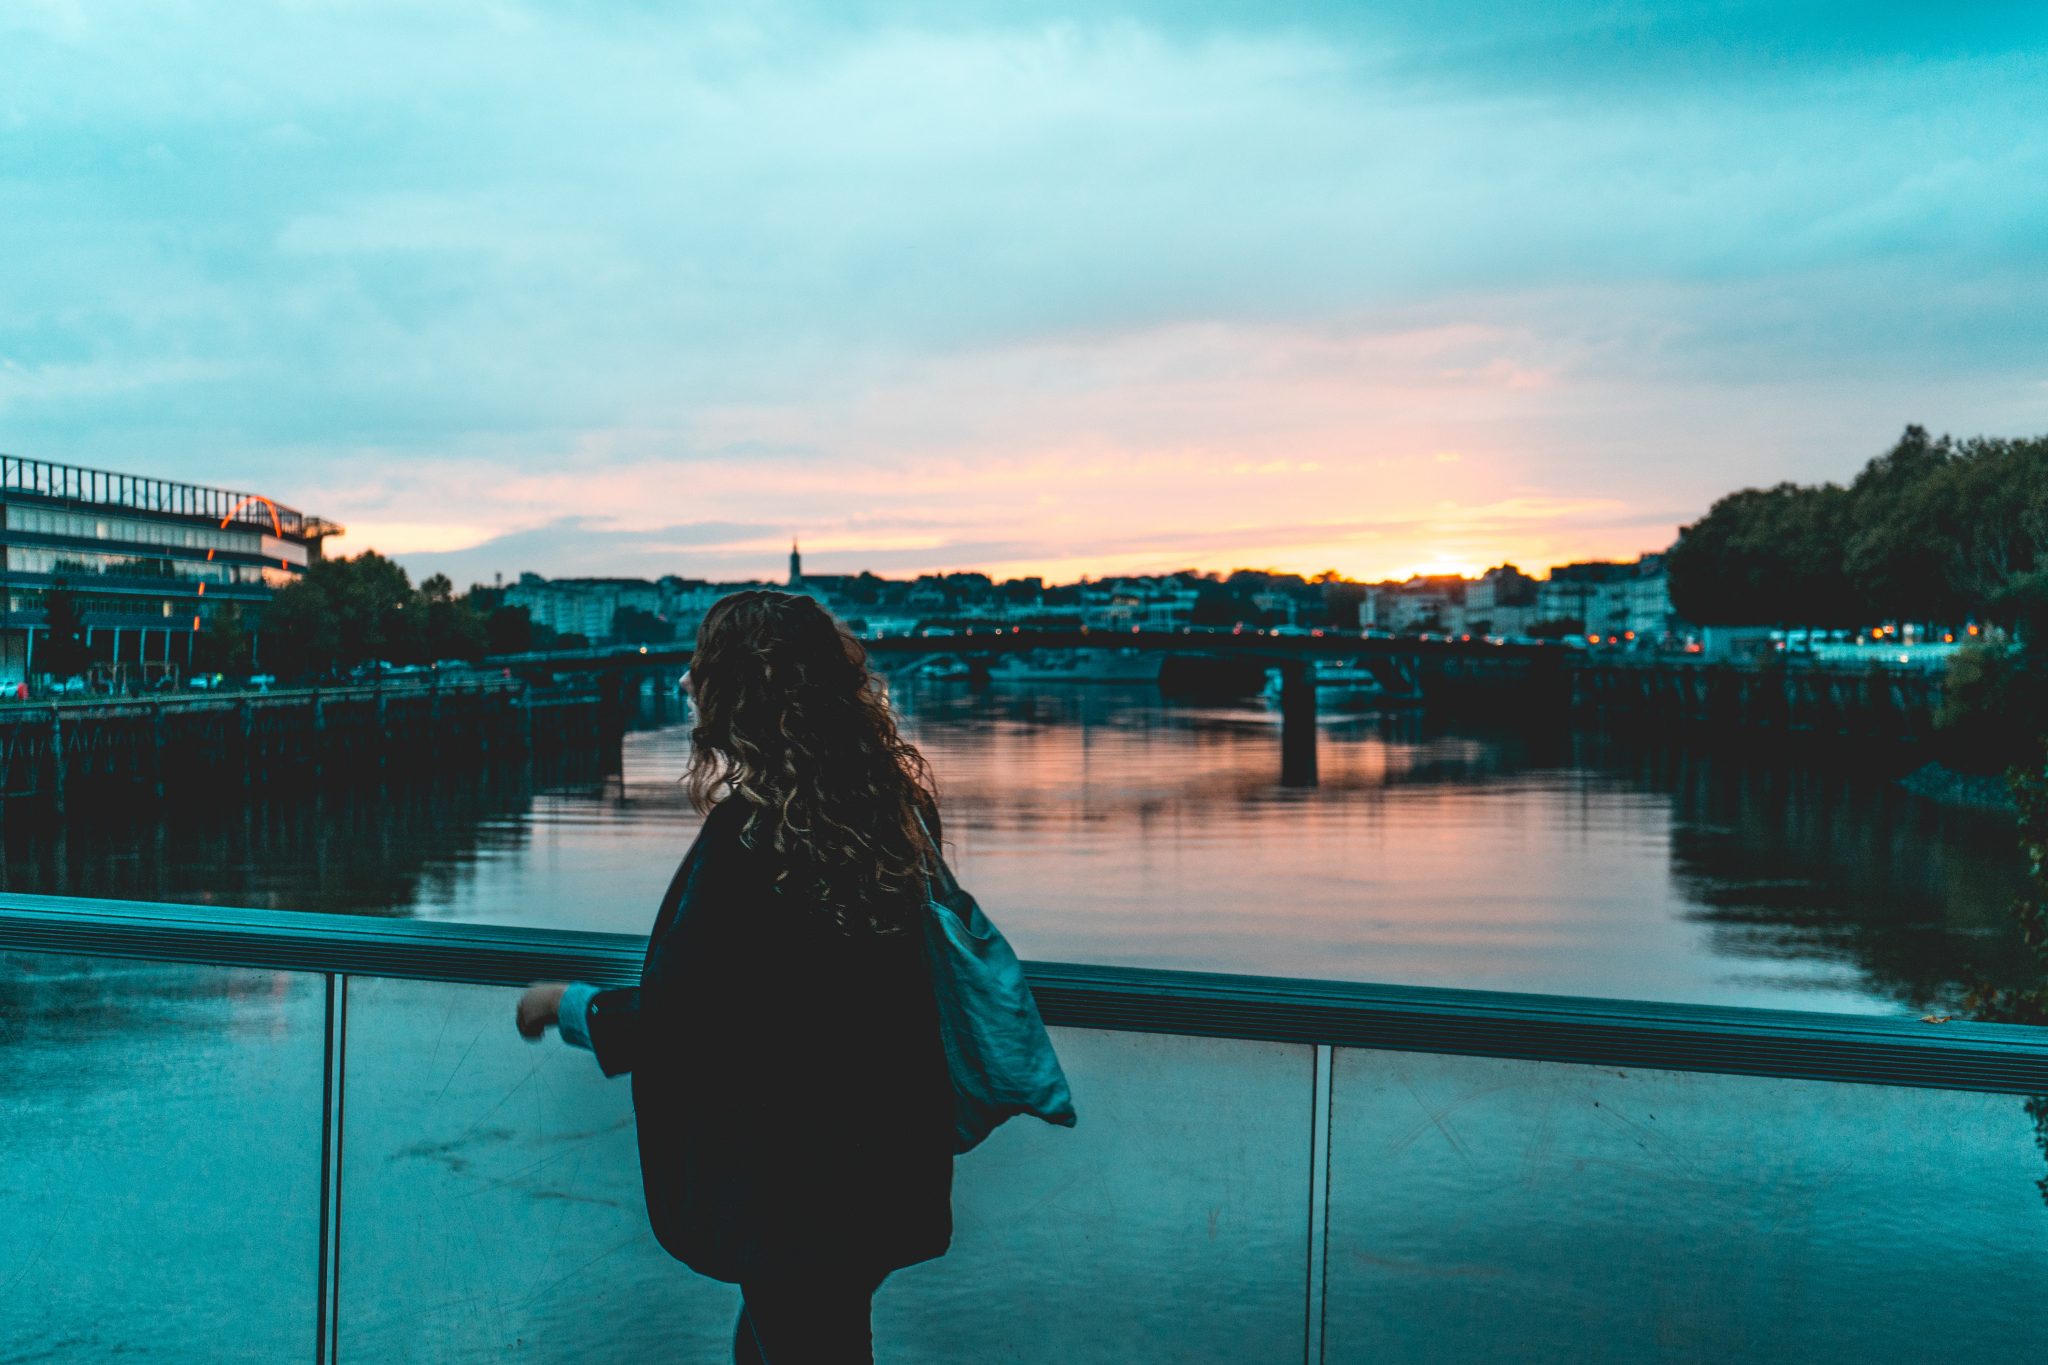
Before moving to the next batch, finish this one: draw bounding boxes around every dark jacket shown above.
[585,797,955,1283]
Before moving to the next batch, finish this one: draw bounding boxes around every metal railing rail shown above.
[5,893,2047,1096]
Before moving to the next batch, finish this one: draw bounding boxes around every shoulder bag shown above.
[917,819,1078,1153]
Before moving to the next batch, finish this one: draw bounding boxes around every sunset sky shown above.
[3,1,2045,585]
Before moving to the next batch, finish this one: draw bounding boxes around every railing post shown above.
[316,973,349,1365]
[1306,1043,1332,1364]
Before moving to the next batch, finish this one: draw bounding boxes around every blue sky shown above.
[2,1,2043,584]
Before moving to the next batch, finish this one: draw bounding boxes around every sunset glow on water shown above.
[8,684,1984,1016]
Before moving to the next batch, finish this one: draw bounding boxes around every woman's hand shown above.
[516,982,570,1041]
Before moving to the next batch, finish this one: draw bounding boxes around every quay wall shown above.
[0,678,625,817]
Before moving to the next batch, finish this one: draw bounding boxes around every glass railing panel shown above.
[0,950,325,1362]
[1324,1047,2048,1363]
[340,980,1315,1363]
[336,976,735,1362]
[881,1027,1315,1363]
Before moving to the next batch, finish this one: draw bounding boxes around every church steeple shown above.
[788,537,802,587]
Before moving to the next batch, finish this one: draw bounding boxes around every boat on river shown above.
[1261,659,1392,708]
[983,649,1166,685]
[912,655,976,682]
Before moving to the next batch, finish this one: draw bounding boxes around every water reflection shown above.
[0,683,2027,1014]
[893,684,2027,1014]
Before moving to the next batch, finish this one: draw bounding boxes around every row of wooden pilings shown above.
[0,677,628,817]
[1277,654,1942,785]
[1567,661,1945,741]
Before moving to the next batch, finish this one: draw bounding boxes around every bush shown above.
[1962,746,2048,1025]
[1936,644,2047,774]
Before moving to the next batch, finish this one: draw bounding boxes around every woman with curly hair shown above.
[515,589,954,1364]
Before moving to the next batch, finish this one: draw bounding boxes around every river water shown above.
[10,680,2029,1013]
[5,682,2043,1363]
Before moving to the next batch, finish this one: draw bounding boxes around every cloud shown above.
[388,516,781,585]
[0,1,2043,581]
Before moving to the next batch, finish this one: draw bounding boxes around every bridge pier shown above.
[1279,662,1318,787]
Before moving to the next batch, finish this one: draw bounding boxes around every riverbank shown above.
[1900,761,2017,814]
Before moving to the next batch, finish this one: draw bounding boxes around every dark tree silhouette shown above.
[39,579,89,679]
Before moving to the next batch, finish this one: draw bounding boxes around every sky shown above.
[2,1,2045,586]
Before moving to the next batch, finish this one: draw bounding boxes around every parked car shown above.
[246,674,276,692]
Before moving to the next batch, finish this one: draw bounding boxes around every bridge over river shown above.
[500,629,1951,787]
[504,631,1560,786]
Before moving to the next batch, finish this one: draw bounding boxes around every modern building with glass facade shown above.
[0,454,342,685]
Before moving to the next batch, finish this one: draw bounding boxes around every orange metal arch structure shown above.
[196,494,293,633]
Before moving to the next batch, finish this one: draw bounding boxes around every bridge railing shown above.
[4,894,2048,1363]
[0,675,539,717]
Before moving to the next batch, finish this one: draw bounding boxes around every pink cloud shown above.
[330,316,1700,581]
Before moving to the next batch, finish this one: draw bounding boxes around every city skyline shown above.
[5,3,2045,586]
[499,545,1625,592]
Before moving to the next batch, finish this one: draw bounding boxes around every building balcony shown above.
[4,895,2048,1362]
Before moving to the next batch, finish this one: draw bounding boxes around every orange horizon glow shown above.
[309,315,1699,587]
[334,523,1673,585]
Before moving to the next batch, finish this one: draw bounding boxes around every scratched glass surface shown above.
[339,982,1309,1363]
[1323,1048,2048,1363]
[2,681,2025,1015]
[0,952,324,1361]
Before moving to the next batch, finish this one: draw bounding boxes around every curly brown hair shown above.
[684,589,940,934]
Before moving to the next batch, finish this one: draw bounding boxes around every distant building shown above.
[1618,553,1675,642]
[1366,576,1466,633]
[1537,561,1631,632]
[1531,555,1674,643]
[0,454,341,684]
[788,539,802,587]
[1081,576,1200,631]
[658,577,724,642]
[506,574,662,644]
[1464,565,1540,636]
[1248,589,1299,626]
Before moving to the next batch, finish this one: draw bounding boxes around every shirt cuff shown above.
[556,982,601,1051]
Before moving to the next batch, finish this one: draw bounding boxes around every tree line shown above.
[1667,425,2048,634]
[192,552,548,680]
